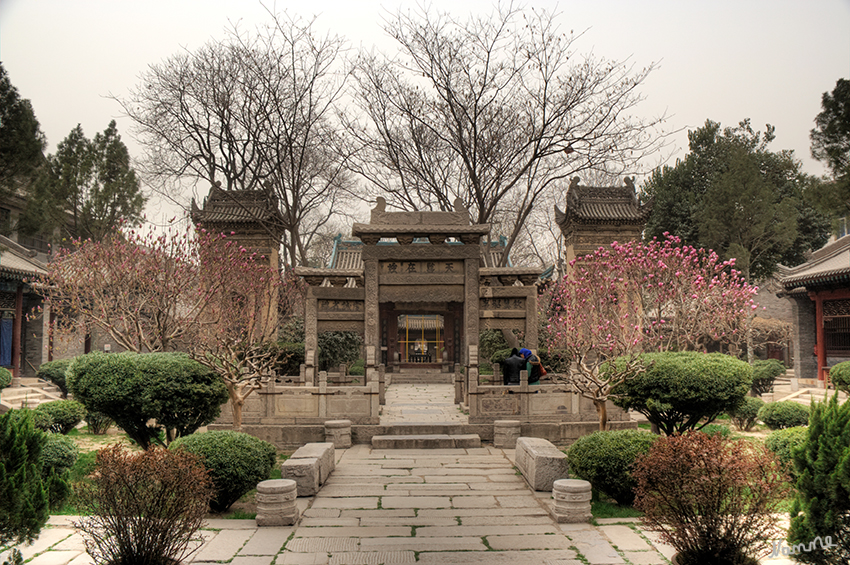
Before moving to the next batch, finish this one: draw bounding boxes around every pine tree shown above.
[787,393,850,563]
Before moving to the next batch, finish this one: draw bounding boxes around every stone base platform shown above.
[372,434,481,449]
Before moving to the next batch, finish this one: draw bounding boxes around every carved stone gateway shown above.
[293,197,544,381]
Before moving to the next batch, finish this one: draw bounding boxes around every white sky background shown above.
[1,0,849,221]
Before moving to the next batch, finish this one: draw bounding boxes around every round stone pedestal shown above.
[552,479,592,523]
[255,479,299,526]
[324,419,352,448]
[493,420,521,448]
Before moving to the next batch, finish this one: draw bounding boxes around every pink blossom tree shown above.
[36,223,294,431]
[546,234,758,430]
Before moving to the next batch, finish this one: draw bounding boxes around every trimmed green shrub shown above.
[84,411,113,435]
[35,359,73,397]
[40,433,79,476]
[765,426,807,475]
[828,360,850,394]
[274,342,305,376]
[750,359,784,396]
[0,410,49,547]
[170,430,277,512]
[479,329,511,364]
[758,401,809,430]
[729,396,765,431]
[67,352,229,450]
[349,358,365,376]
[28,408,53,432]
[788,395,850,563]
[566,429,659,506]
[539,349,570,374]
[33,400,87,434]
[611,352,753,436]
[40,433,78,510]
[701,424,731,437]
[490,348,513,365]
[0,366,12,390]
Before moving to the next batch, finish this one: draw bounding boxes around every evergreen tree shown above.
[643,119,830,281]
[809,78,850,219]
[787,394,850,564]
[21,121,145,242]
[0,410,49,548]
[0,63,46,207]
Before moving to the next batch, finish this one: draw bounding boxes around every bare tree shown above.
[344,3,663,264]
[116,10,354,266]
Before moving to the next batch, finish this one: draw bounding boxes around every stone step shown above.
[390,373,454,384]
[372,434,480,449]
[383,423,465,435]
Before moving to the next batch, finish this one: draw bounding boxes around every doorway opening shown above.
[398,314,444,364]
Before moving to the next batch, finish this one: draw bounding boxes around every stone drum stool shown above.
[493,420,521,448]
[552,479,592,523]
[324,419,352,448]
[255,479,299,526]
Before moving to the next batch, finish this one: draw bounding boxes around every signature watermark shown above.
[770,536,836,557]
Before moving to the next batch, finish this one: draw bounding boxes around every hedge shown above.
[829,360,850,394]
[170,430,277,512]
[0,367,12,391]
[610,351,752,436]
[566,429,659,506]
[728,396,765,431]
[33,400,87,434]
[750,359,784,396]
[36,359,73,397]
[758,401,810,430]
[764,426,807,474]
[67,352,228,449]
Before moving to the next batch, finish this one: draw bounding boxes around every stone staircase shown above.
[389,368,454,384]
[371,422,481,449]
[0,378,63,412]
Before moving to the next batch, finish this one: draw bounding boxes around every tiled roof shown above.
[190,184,285,227]
[0,236,47,281]
[782,235,850,290]
[555,178,651,227]
[326,236,512,269]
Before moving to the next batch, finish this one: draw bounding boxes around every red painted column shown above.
[815,293,826,381]
[12,284,23,379]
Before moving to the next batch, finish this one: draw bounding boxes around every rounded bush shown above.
[829,360,850,394]
[36,359,73,397]
[750,359,784,396]
[765,426,807,474]
[729,396,765,431]
[67,352,228,449]
[701,423,731,437]
[489,348,513,366]
[170,430,277,512]
[0,367,12,390]
[611,352,752,436]
[348,358,365,376]
[758,401,810,430]
[566,429,659,506]
[34,400,87,434]
[539,349,570,374]
[41,433,79,476]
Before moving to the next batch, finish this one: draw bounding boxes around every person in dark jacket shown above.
[502,348,524,385]
[519,348,541,384]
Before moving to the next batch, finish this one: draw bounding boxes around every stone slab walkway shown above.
[2,383,798,565]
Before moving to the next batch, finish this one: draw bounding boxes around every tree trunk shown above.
[593,398,608,431]
[230,397,244,432]
[746,312,755,364]
[501,329,519,350]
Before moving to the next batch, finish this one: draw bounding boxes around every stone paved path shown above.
[2,383,798,565]
[380,383,467,425]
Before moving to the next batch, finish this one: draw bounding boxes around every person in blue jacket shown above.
[519,348,541,384]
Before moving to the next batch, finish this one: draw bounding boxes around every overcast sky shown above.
[1,0,848,214]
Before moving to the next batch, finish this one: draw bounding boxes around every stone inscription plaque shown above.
[480,297,526,310]
[380,260,459,275]
[318,300,364,312]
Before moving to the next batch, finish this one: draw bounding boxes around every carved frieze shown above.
[380,260,462,276]
[480,297,526,310]
[318,300,365,312]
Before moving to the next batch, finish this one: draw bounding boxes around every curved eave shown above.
[783,268,850,291]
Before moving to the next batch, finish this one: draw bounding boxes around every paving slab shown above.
[285,537,360,553]
[192,529,254,562]
[416,550,579,563]
[277,552,331,564]
[486,534,575,550]
[381,495,451,508]
[599,524,652,551]
[359,536,487,552]
[328,551,416,564]
[295,526,411,538]
[26,550,85,565]
[238,528,292,555]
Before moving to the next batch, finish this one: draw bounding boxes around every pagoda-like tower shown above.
[191,182,286,337]
[554,176,652,268]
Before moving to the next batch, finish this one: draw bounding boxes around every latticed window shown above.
[824,299,850,354]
